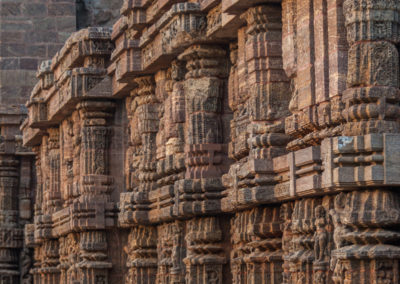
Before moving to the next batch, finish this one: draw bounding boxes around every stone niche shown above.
[21,0,400,283]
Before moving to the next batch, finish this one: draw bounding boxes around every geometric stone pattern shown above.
[13,0,400,283]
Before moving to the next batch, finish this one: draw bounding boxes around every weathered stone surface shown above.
[0,0,399,283]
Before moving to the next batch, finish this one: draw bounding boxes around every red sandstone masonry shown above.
[18,0,400,283]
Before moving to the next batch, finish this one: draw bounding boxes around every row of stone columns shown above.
[19,0,400,283]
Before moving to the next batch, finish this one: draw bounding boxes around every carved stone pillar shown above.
[79,101,115,203]
[120,76,160,283]
[133,76,159,194]
[331,190,400,284]
[156,221,185,284]
[288,198,321,284]
[153,67,186,282]
[179,44,229,180]
[222,4,291,210]
[32,146,42,221]
[19,154,34,284]
[175,44,230,217]
[58,233,80,284]
[37,130,61,284]
[76,100,115,283]
[46,128,62,213]
[153,62,187,223]
[282,0,349,150]
[32,246,42,284]
[342,0,400,135]
[0,155,20,283]
[174,47,230,284]
[119,75,160,224]
[280,203,294,284]
[124,226,157,284]
[231,206,283,284]
[29,147,42,284]
[184,217,226,284]
[58,236,68,284]
[78,231,111,284]
[40,240,60,284]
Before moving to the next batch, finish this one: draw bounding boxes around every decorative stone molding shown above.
[19,0,400,283]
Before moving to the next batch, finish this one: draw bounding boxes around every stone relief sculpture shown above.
[5,0,399,283]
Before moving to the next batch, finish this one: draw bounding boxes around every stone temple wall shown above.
[4,0,400,283]
[0,1,122,283]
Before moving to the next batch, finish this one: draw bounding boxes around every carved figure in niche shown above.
[206,269,219,284]
[329,193,350,272]
[314,205,328,263]
[280,203,293,249]
[171,222,184,272]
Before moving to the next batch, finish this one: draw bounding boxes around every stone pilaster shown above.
[184,217,226,284]
[175,44,230,217]
[179,44,229,180]
[342,0,400,135]
[78,231,111,284]
[0,155,21,283]
[78,100,115,203]
[124,226,158,284]
[222,4,291,211]
[231,206,283,284]
[119,75,160,283]
[76,100,115,283]
[331,190,400,284]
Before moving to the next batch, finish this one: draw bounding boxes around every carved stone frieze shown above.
[18,0,400,283]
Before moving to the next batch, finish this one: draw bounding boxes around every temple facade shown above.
[1,0,400,283]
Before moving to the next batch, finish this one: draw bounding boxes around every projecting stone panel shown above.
[17,0,400,283]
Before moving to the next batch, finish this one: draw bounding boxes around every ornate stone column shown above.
[280,203,294,284]
[39,130,61,284]
[319,2,400,282]
[154,67,187,282]
[179,44,229,181]
[76,100,115,283]
[40,239,60,284]
[122,75,160,283]
[46,128,62,213]
[28,146,42,284]
[124,225,157,284]
[231,206,283,284]
[0,154,21,283]
[331,191,400,284]
[184,217,225,284]
[175,44,230,217]
[222,3,291,210]
[287,198,322,284]
[342,0,400,136]
[175,45,230,283]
